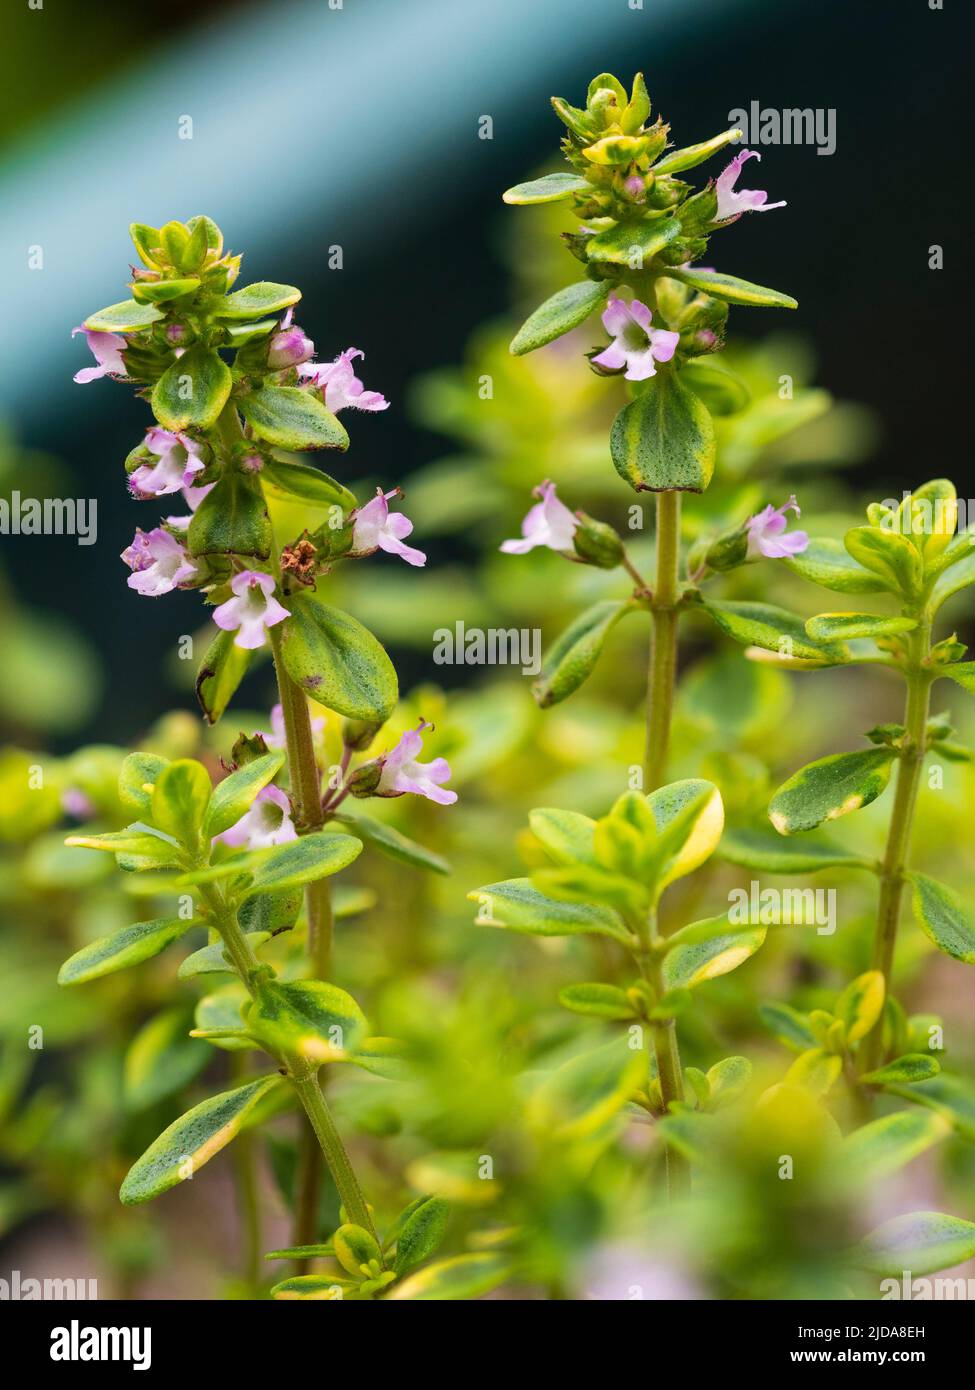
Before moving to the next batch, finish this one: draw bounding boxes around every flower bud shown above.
[572,511,624,569]
[342,717,384,752]
[267,326,314,369]
[347,759,383,798]
[231,731,270,766]
[704,523,749,572]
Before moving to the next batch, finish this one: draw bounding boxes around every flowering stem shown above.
[645,490,681,791]
[643,910,690,1200]
[198,880,376,1240]
[861,615,933,1074]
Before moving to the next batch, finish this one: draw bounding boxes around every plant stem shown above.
[290,1071,376,1238]
[645,490,681,792]
[861,615,933,1073]
[267,624,336,1253]
[230,1054,262,1291]
[643,912,690,1200]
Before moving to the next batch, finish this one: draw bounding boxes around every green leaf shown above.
[215,281,301,319]
[932,543,975,610]
[844,526,922,597]
[333,1223,382,1277]
[940,660,975,694]
[279,593,398,722]
[705,1055,752,1108]
[205,752,285,838]
[120,1075,283,1204]
[758,1002,818,1053]
[151,759,212,844]
[187,473,271,559]
[805,613,916,642]
[784,1048,842,1097]
[260,457,356,511]
[585,215,680,267]
[502,172,589,204]
[84,299,164,332]
[238,386,348,451]
[668,264,797,310]
[835,970,885,1044]
[118,752,169,817]
[393,1196,450,1276]
[679,359,750,416]
[528,807,598,867]
[246,980,367,1065]
[271,1275,357,1300]
[654,127,742,175]
[58,917,192,985]
[558,983,637,1020]
[178,933,270,978]
[855,1212,975,1277]
[196,628,254,725]
[610,371,715,493]
[132,277,200,304]
[151,345,232,431]
[861,1055,941,1087]
[349,1036,409,1081]
[784,537,888,594]
[264,1243,334,1261]
[717,826,874,873]
[123,1007,208,1110]
[510,280,610,355]
[469,877,632,944]
[387,1252,510,1301]
[333,813,449,876]
[533,600,635,708]
[839,1110,950,1179]
[528,1038,647,1141]
[662,925,766,990]
[909,872,975,963]
[890,1073,975,1142]
[193,984,253,1052]
[768,748,896,834]
[645,779,725,890]
[701,599,848,664]
[239,831,363,900]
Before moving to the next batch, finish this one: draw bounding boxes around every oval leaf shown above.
[856,1211,975,1278]
[215,281,301,319]
[239,385,348,451]
[558,983,636,1020]
[806,613,917,642]
[662,925,766,990]
[333,812,449,875]
[279,594,398,722]
[205,752,285,838]
[784,536,887,594]
[151,345,232,431]
[701,599,848,664]
[839,1110,949,1180]
[510,280,610,356]
[387,1252,510,1301]
[239,831,364,900]
[768,748,896,834]
[533,600,634,708]
[84,299,164,332]
[196,628,254,725]
[469,877,631,944]
[669,264,797,310]
[59,917,192,986]
[610,371,715,493]
[717,826,873,873]
[120,1075,283,1204]
[910,872,975,963]
[502,172,589,204]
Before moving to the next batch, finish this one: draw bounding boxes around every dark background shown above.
[1,0,969,744]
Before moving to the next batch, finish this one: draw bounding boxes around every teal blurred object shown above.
[0,0,746,423]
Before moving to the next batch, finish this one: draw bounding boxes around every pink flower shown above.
[72,327,127,384]
[374,720,457,805]
[268,320,315,369]
[351,488,426,566]
[129,427,206,499]
[121,527,200,596]
[260,702,324,750]
[298,348,389,413]
[591,295,680,381]
[746,496,808,559]
[212,570,290,649]
[714,149,787,222]
[216,784,297,849]
[61,788,96,820]
[500,480,578,555]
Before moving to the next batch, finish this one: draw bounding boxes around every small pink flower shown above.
[298,348,389,413]
[714,149,787,222]
[746,496,808,559]
[351,488,426,567]
[129,427,206,499]
[121,527,200,596]
[374,720,457,806]
[72,327,127,384]
[501,480,578,555]
[268,321,315,369]
[260,702,324,750]
[591,295,680,381]
[212,570,290,649]
[61,788,96,820]
[216,784,297,849]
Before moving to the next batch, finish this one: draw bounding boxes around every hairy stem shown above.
[861,615,933,1074]
[230,1053,262,1290]
[645,491,681,792]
